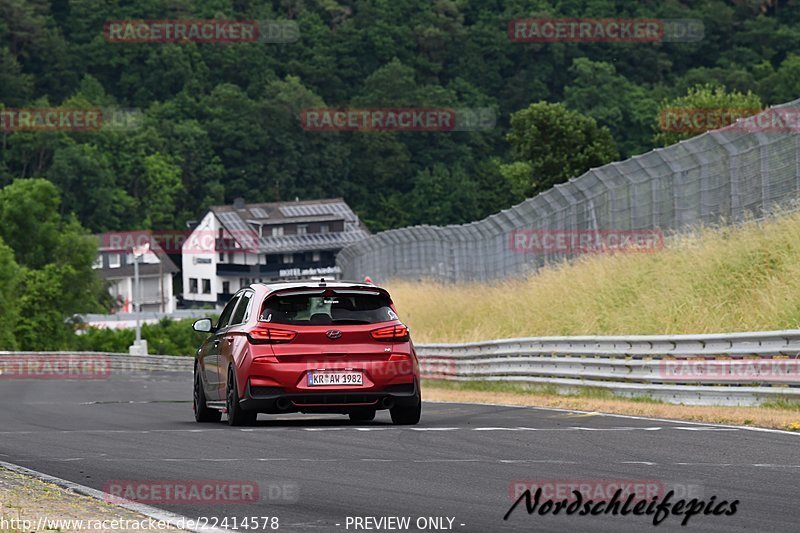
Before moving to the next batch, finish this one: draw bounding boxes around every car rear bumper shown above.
[240,380,420,413]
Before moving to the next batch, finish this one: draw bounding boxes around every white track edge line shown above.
[423,400,800,436]
[0,460,227,533]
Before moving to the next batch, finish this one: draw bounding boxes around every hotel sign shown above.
[278,266,341,278]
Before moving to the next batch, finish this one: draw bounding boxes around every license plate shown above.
[307,371,363,386]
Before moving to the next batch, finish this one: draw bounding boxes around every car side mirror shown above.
[192,318,214,333]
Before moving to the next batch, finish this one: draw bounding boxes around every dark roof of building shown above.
[94,231,179,278]
[209,198,370,253]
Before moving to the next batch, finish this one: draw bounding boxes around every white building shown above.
[94,232,178,313]
[181,198,370,308]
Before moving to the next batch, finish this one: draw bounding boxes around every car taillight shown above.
[371,324,409,342]
[248,327,297,344]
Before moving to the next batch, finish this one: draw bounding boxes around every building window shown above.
[189,278,198,294]
[222,281,230,294]
[260,254,266,264]
[202,279,211,294]
[313,251,321,262]
[320,224,330,234]
[92,255,103,269]
[272,226,284,237]
[297,224,308,235]
[282,253,293,264]
[219,252,224,262]
[228,253,233,262]
[109,254,121,268]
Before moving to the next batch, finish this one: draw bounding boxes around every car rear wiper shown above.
[331,319,372,324]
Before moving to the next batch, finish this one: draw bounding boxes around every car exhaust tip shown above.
[276,398,291,410]
[381,397,395,409]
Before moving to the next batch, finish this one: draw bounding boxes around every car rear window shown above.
[260,290,398,325]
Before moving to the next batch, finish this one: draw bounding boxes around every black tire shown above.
[348,408,376,422]
[226,368,257,426]
[390,396,421,425]
[194,370,221,423]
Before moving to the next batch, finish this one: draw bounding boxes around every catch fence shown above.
[338,98,800,282]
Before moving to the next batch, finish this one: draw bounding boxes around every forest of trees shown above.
[2,1,800,232]
[1,0,800,348]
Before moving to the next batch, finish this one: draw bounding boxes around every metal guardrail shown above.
[76,310,212,323]
[416,330,800,406]
[0,352,193,373]
[4,330,800,406]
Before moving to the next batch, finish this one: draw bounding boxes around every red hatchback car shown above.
[192,280,421,426]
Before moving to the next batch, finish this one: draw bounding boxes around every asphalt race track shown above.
[1,370,798,532]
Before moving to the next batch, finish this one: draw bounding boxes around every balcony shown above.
[217,292,235,305]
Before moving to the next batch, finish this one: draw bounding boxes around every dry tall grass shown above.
[388,212,800,342]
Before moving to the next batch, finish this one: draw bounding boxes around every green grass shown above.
[74,316,216,356]
[390,209,800,342]
[760,399,800,411]
[424,379,800,412]
[422,379,663,404]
